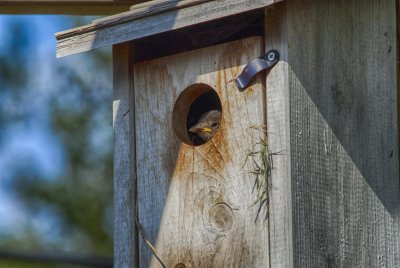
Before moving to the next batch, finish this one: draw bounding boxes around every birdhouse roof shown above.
[0,0,141,15]
[55,0,282,58]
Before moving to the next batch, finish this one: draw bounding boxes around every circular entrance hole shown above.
[172,83,222,146]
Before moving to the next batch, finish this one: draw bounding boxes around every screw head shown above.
[267,51,276,61]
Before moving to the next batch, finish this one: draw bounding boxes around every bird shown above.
[189,110,222,142]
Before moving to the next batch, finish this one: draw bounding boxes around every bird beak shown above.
[201,127,213,133]
[189,126,213,134]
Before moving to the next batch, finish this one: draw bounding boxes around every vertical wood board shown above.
[287,0,400,266]
[113,43,138,268]
[133,36,269,267]
[265,3,293,268]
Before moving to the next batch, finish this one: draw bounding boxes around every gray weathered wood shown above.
[286,0,400,266]
[128,0,210,11]
[113,42,138,268]
[0,0,142,15]
[95,0,214,24]
[134,37,269,267]
[265,3,293,268]
[56,0,282,57]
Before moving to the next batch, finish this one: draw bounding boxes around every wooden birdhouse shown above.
[56,0,400,267]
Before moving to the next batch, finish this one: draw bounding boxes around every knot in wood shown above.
[209,202,234,232]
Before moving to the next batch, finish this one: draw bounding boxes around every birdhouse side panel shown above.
[285,0,400,267]
[134,36,268,267]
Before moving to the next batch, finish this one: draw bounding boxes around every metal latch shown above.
[235,50,279,91]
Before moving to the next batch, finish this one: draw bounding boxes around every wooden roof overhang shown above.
[55,0,282,58]
[0,0,146,15]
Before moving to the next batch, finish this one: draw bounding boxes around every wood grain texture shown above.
[265,3,293,268]
[97,0,214,24]
[0,0,141,15]
[128,0,210,11]
[398,0,400,161]
[113,43,138,268]
[2,0,130,2]
[56,0,282,57]
[287,0,400,267]
[134,37,269,267]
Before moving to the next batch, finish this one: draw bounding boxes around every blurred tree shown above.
[0,15,113,267]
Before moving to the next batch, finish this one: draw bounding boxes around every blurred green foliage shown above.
[0,16,113,267]
[0,260,71,268]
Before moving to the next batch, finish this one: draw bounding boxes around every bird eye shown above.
[211,122,219,128]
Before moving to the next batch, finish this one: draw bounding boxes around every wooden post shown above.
[266,0,400,266]
[113,42,138,268]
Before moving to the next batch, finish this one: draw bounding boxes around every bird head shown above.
[189,110,222,141]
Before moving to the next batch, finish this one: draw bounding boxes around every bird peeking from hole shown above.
[189,110,222,142]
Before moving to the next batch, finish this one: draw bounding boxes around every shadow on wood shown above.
[285,0,400,266]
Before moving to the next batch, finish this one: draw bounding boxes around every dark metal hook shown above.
[235,50,279,91]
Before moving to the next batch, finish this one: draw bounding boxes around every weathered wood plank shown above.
[94,0,214,25]
[265,3,293,268]
[2,0,130,2]
[287,0,400,266]
[398,0,400,160]
[130,10,264,62]
[113,42,138,268]
[134,37,269,267]
[129,0,207,11]
[0,0,141,15]
[56,0,282,57]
